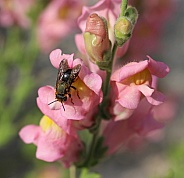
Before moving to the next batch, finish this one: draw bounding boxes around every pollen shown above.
[72,78,93,98]
[133,69,152,85]
[72,78,84,92]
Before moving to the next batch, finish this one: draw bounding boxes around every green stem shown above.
[86,123,100,167]
[69,165,76,178]
[85,42,118,167]
[120,0,128,16]
[102,42,118,100]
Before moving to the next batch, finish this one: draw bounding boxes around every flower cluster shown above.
[0,0,34,28]
[20,49,103,167]
[19,0,174,169]
[37,0,86,51]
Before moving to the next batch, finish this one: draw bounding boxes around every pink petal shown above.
[137,114,164,136]
[60,105,85,120]
[72,57,83,67]
[111,61,148,82]
[147,56,170,78]
[83,73,102,95]
[146,90,165,105]
[36,98,77,136]
[75,34,86,54]
[116,40,130,57]
[151,75,158,89]
[118,86,141,109]
[38,86,55,105]
[113,102,134,121]
[137,85,154,97]
[49,49,62,68]
[62,53,74,68]
[152,95,178,123]
[19,125,40,144]
[36,137,64,162]
[103,120,135,154]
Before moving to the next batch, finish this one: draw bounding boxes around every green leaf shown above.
[79,168,101,178]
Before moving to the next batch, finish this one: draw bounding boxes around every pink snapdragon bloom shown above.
[103,98,165,154]
[37,49,102,132]
[0,0,34,28]
[110,56,169,120]
[75,0,128,61]
[19,115,83,167]
[37,0,84,52]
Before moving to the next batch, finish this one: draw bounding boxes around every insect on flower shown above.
[48,59,81,111]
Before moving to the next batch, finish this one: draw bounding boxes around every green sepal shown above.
[125,6,138,25]
[96,46,112,72]
[115,5,138,46]
[115,33,131,46]
[96,60,111,72]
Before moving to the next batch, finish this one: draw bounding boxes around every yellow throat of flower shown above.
[123,69,152,86]
[39,115,64,138]
[58,5,70,19]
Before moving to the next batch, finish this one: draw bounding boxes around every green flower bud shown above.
[125,6,138,25]
[114,16,133,46]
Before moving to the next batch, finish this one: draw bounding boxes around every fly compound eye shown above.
[62,69,72,82]
[62,73,70,81]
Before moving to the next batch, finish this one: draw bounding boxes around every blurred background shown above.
[0,0,183,178]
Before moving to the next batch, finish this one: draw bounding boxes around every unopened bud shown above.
[124,6,138,25]
[114,16,133,46]
[83,13,111,64]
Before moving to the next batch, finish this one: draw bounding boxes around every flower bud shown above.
[124,6,138,25]
[115,5,138,47]
[114,16,133,46]
[83,13,111,65]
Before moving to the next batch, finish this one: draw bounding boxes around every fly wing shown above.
[70,64,81,81]
[57,59,69,82]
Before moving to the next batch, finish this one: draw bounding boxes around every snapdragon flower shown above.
[0,0,34,28]
[19,115,83,167]
[37,49,102,133]
[110,56,170,120]
[37,0,85,52]
[103,98,165,154]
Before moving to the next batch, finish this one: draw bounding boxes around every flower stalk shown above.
[120,0,128,16]
[69,165,76,178]
[83,0,129,168]
[84,42,118,167]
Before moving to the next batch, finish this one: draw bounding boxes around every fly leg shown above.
[61,102,66,111]
[71,86,80,99]
[68,93,74,104]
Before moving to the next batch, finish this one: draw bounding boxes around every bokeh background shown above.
[0,0,184,178]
